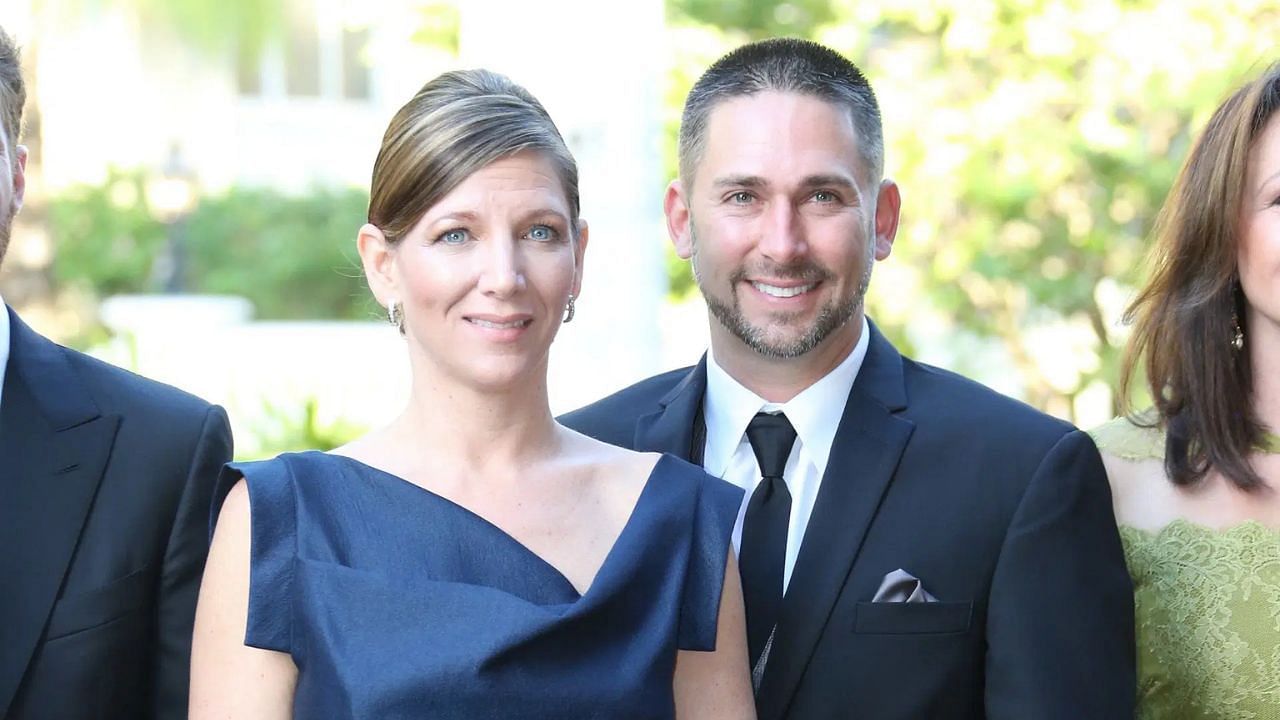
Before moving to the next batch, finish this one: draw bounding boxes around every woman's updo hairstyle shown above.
[368,69,580,243]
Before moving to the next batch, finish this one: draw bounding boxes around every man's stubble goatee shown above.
[689,223,875,359]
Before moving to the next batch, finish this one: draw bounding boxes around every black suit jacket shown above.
[561,322,1135,719]
[0,307,233,719]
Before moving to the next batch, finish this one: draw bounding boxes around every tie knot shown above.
[746,412,797,480]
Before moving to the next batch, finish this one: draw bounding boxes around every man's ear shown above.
[873,179,901,261]
[12,145,26,213]
[664,179,694,260]
[571,218,589,299]
[357,223,398,305]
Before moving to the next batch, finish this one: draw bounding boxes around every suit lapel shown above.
[0,309,119,716]
[755,324,915,720]
[633,356,708,462]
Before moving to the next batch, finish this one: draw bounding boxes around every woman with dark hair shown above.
[188,69,755,719]
[1092,63,1280,717]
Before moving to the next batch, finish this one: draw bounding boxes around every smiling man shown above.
[563,38,1135,718]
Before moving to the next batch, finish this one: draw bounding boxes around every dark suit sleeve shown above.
[984,429,1135,719]
[150,405,233,719]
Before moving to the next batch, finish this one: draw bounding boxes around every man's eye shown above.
[730,192,754,204]
[813,191,837,203]
[526,225,558,241]
[438,229,469,245]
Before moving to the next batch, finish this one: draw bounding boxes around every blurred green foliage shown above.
[413,2,462,53]
[669,0,835,37]
[49,178,373,320]
[80,0,286,55]
[664,0,1280,418]
[48,170,168,296]
[185,186,371,320]
[241,396,367,461]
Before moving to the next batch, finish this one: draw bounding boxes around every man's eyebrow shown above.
[800,173,858,189]
[709,174,861,190]
[711,175,767,189]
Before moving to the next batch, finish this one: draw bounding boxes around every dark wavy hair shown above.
[1120,62,1280,491]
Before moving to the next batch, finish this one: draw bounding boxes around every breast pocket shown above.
[44,565,154,640]
[853,601,973,635]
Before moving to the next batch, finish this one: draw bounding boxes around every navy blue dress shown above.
[210,451,743,719]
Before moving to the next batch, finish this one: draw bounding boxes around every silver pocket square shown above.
[872,568,938,603]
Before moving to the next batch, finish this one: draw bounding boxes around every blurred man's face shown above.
[0,111,27,269]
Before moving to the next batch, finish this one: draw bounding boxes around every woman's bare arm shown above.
[673,551,757,719]
[190,479,297,719]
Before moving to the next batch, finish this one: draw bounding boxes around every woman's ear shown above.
[357,223,398,305]
[571,219,590,299]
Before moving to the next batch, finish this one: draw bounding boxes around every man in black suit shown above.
[0,28,233,718]
[562,38,1134,718]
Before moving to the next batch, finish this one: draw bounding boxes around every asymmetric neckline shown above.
[313,450,669,599]
[211,448,744,718]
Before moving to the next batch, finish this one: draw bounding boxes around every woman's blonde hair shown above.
[367,69,579,243]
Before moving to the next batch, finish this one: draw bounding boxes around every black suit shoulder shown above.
[895,354,1100,528]
[560,365,692,445]
[900,355,1075,446]
[61,345,215,417]
[59,344,219,430]
[36,340,231,499]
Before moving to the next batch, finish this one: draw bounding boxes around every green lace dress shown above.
[1091,418,1280,719]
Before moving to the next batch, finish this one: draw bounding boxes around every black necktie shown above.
[739,411,797,671]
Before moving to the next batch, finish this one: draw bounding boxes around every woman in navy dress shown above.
[189,69,754,719]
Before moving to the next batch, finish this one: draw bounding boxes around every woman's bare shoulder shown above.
[560,425,662,479]
[1089,413,1165,461]
[1089,415,1178,527]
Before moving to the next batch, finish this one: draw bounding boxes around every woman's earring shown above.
[387,299,405,335]
[563,294,576,324]
[1233,309,1244,351]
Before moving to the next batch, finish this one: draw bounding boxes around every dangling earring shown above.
[1231,280,1245,351]
[387,299,405,335]
[563,294,576,324]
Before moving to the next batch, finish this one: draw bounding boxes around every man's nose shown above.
[756,202,807,264]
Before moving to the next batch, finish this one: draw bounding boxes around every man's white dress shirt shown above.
[703,316,870,594]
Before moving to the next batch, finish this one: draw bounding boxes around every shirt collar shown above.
[0,293,10,411]
[703,316,870,476]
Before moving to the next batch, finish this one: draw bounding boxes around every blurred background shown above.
[2,0,1277,458]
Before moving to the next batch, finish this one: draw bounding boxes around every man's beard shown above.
[690,224,873,359]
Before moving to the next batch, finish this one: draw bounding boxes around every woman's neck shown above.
[1249,310,1280,436]
[389,360,561,475]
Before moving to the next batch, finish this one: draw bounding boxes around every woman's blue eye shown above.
[527,225,557,241]
[439,229,468,245]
